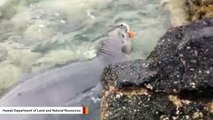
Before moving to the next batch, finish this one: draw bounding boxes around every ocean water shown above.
[0,0,172,94]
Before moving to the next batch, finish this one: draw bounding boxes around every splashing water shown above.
[0,0,171,94]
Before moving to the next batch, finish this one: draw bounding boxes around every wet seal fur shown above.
[0,23,133,120]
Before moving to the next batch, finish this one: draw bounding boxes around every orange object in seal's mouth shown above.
[128,31,135,38]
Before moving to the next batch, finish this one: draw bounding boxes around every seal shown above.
[0,23,135,120]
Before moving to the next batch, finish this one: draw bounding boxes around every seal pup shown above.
[0,23,135,120]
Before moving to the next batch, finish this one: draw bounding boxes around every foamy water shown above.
[0,0,174,93]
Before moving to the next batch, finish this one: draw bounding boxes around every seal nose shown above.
[128,31,135,39]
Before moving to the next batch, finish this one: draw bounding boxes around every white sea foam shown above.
[0,0,171,95]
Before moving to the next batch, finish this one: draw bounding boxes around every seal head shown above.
[98,23,135,63]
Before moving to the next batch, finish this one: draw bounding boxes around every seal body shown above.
[0,23,133,120]
[0,57,107,120]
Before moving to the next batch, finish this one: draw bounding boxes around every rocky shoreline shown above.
[101,18,213,120]
[186,0,213,21]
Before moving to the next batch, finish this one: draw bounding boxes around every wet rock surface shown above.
[101,88,213,120]
[101,18,213,120]
[185,0,213,21]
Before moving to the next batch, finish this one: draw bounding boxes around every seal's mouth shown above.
[128,31,135,38]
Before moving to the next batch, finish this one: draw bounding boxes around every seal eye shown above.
[118,31,125,39]
[121,34,125,38]
[121,46,131,54]
[119,23,128,32]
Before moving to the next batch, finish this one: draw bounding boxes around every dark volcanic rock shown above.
[102,18,213,93]
[102,60,157,90]
[147,18,213,93]
[101,19,213,120]
[101,88,213,120]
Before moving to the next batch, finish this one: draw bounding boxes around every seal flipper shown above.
[61,83,102,120]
